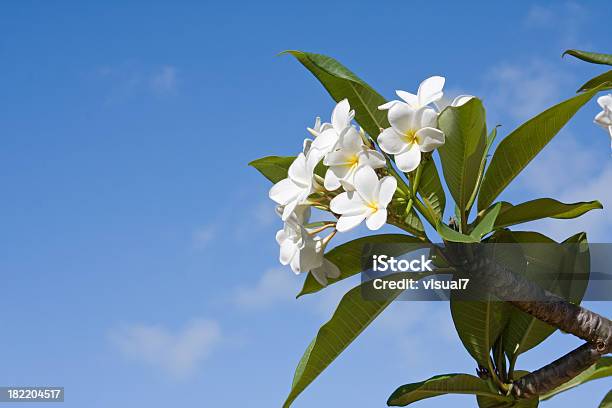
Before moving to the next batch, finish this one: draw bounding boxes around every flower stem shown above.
[308,223,336,235]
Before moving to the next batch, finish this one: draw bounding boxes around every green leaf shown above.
[249,156,296,183]
[578,70,612,92]
[418,159,446,222]
[467,126,499,213]
[436,222,480,243]
[298,234,427,297]
[249,154,327,185]
[387,374,506,406]
[477,372,539,407]
[283,50,388,137]
[493,199,602,229]
[477,86,604,211]
[477,396,539,407]
[438,98,487,213]
[388,204,427,239]
[599,390,612,408]
[436,203,502,243]
[450,287,510,368]
[285,273,429,408]
[470,203,503,238]
[500,231,590,359]
[564,49,612,66]
[540,357,612,401]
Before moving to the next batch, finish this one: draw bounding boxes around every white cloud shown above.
[523,164,612,242]
[192,226,215,250]
[150,66,178,95]
[523,2,589,46]
[517,136,599,196]
[232,267,301,309]
[514,135,612,242]
[110,319,222,379]
[484,59,570,122]
[96,63,179,101]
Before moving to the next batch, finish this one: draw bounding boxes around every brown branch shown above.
[443,243,612,399]
[511,342,602,399]
[467,256,612,354]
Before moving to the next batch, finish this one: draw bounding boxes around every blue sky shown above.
[0,1,611,407]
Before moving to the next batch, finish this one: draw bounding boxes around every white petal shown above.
[279,239,296,265]
[378,128,407,154]
[281,199,299,221]
[310,266,328,286]
[418,107,439,128]
[332,99,352,131]
[357,149,386,169]
[416,127,445,152]
[395,143,422,172]
[330,192,365,215]
[307,117,322,136]
[377,176,397,206]
[290,238,321,274]
[597,94,612,109]
[325,150,357,166]
[378,100,402,110]
[339,175,357,191]
[595,109,612,128]
[323,259,341,279]
[288,154,310,186]
[330,163,354,181]
[366,209,387,230]
[269,178,300,205]
[339,126,363,152]
[451,95,474,107]
[311,259,341,286]
[294,205,311,224]
[302,138,313,154]
[388,103,416,133]
[353,165,380,203]
[306,148,324,170]
[310,128,340,155]
[275,229,287,246]
[336,213,368,232]
[417,76,445,107]
[324,168,342,191]
[395,90,419,108]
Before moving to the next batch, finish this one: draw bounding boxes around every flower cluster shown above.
[268,77,454,284]
[377,76,472,172]
[594,94,612,151]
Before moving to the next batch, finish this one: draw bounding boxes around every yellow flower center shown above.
[366,201,379,211]
[346,154,359,167]
[403,129,418,144]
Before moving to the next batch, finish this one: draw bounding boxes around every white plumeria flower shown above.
[323,126,386,191]
[594,94,612,151]
[377,105,445,172]
[303,116,332,154]
[275,210,319,274]
[309,241,341,286]
[305,99,355,156]
[330,166,397,232]
[275,204,311,226]
[274,206,340,285]
[269,150,323,220]
[379,76,445,111]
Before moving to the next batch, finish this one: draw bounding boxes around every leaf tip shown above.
[278,49,300,58]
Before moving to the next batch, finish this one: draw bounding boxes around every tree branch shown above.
[511,342,602,399]
[444,243,612,399]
